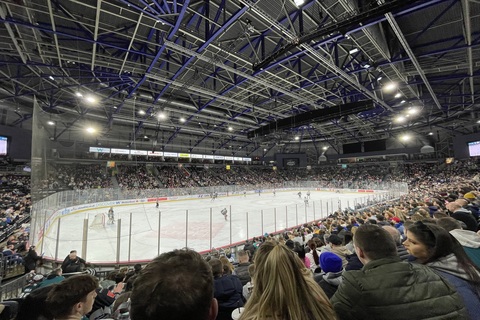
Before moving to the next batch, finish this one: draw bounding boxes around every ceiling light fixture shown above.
[394,93,402,98]
[395,115,406,123]
[377,76,383,81]
[86,127,96,133]
[294,0,305,7]
[75,92,83,97]
[294,136,300,140]
[383,82,397,92]
[138,110,146,115]
[47,121,55,126]
[228,126,233,131]
[158,112,167,120]
[349,48,359,55]
[400,134,411,142]
[179,117,186,123]
[85,95,97,104]
[407,108,418,115]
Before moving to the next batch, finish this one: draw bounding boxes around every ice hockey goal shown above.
[90,213,106,229]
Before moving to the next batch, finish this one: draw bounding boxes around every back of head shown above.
[354,224,397,260]
[241,241,335,320]
[130,249,214,320]
[382,226,402,245]
[436,217,462,232]
[208,258,223,278]
[237,250,249,263]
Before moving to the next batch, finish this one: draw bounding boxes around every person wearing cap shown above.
[331,224,467,320]
[314,252,343,298]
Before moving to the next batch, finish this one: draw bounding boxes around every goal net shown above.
[90,213,106,229]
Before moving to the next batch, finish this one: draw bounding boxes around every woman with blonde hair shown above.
[240,241,337,320]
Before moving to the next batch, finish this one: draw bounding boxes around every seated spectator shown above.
[61,250,86,273]
[404,221,480,319]
[46,274,98,320]
[240,241,336,320]
[36,267,65,290]
[234,250,251,286]
[382,226,409,260]
[437,217,480,268]
[130,248,218,320]
[242,264,255,301]
[314,252,343,298]
[331,224,467,320]
[208,258,244,320]
[326,234,350,268]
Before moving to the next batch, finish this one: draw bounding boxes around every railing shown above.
[31,182,408,264]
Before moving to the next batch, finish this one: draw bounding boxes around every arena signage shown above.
[111,148,130,154]
[234,157,242,161]
[147,151,163,157]
[191,154,203,159]
[164,152,178,157]
[214,155,225,160]
[179,153,191,158]
[131,150,148,155]
[225,156,234,160]
[204,155,214,159]
[89,147,111,153]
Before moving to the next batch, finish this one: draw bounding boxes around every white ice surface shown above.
[41,191,376,263]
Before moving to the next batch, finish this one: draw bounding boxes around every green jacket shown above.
[331,257,468,320]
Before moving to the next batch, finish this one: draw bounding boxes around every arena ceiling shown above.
[0,0,479,159]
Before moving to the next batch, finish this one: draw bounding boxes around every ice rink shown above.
[41,190,377,263]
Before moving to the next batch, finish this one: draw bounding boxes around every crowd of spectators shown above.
[3,158,480,320]
[53,165,112,190]
[116,165,160,190]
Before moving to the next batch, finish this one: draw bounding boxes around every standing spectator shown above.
[233,250,251,286]
[130,249,218,320]
[61,250,86,273]
[331,224,467,320]
[240,241,336,320]
[24,245,42,273]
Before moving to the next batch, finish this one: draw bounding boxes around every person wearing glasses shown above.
[404,221,480,320]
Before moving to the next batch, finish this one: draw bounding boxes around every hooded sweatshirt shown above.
[450,229,480,268]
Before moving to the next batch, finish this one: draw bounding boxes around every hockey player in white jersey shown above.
[107,207,115,225]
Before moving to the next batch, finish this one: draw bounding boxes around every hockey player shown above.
[298,191,302,199]
[107,207,115,225]
[304,196,309,207]
[273,189,276,197]
[243,190,247,197]
[221,208,228,221]
[156,199,159,208]
[307,190,311,199]
[211,192,217,202]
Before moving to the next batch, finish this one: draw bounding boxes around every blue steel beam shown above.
[111,0,190,124]
[255,0,449,74]
[153,6,248,103]
[117,0,173,27]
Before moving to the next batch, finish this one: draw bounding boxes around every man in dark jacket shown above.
[61,250,86,273]
[24,246,43,272]
[233,250,251,286]
[331,224,467,320]
[208,258,243,320]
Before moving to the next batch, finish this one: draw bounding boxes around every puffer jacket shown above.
[331,257,467,320]
[234,263,251,286]
[213,274,244,308]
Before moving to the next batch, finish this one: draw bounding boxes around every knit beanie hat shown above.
[319,252,343,273]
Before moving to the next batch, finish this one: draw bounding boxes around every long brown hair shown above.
[240,241,337,320]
